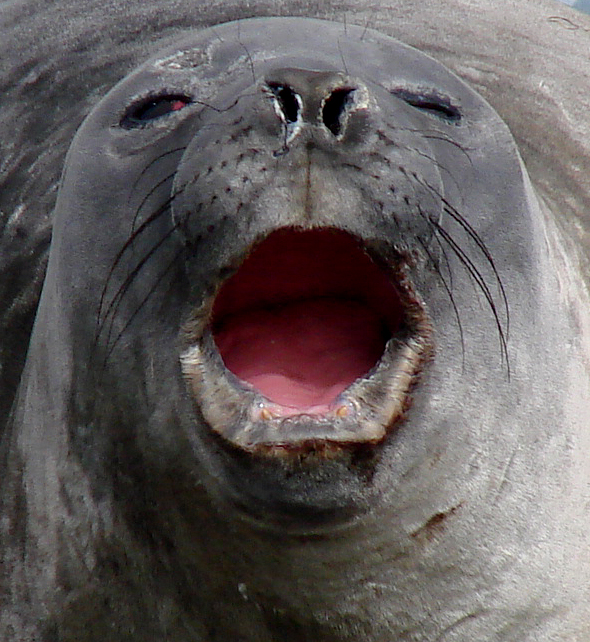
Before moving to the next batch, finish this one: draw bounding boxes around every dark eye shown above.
[391,88,461,123]
[121,94,191,129]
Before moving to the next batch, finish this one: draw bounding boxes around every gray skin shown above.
[1,3,590,642]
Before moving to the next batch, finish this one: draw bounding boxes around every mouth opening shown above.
[210,228,405,415]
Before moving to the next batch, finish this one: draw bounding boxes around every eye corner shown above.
[391,87,462,124]
[120,92,193,130]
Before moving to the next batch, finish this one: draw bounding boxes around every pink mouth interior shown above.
[211,228,403,411]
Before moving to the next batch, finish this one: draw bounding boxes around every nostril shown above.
[267,82,300,124]
[322,87,355,136]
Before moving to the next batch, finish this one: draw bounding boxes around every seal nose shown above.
[321,87,356,136]
[264,69,362,142]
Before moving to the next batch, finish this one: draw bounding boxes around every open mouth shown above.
[181,227,431,453]
[212,228,402,412]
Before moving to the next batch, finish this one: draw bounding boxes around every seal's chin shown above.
[181,227,432,455]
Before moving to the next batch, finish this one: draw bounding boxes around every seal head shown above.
[48,19,529,527]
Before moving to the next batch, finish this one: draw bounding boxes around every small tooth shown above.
[336,405,349,418]
[260,407,274,420]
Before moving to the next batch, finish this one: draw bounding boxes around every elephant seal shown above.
[2,4,590,642]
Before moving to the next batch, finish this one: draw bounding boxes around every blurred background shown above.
[558,0,590,13]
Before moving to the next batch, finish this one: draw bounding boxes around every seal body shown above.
[1,6,590,642]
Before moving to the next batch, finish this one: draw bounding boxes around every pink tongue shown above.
[214,298,387,408]
[211,228,402,411]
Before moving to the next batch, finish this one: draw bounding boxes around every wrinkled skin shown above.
[1,2,590,641]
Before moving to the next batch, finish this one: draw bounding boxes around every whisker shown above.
[129,147,186,199]
[96,220,180,355]
[409,172,509,368]
[417,234,466,369]
[442,198,510,338]
[421,134,475,162]
[96,189,184,344]
[131,172,177,233]
[431,218,510,376]
[99,242,187,367]
[388,120,475,164]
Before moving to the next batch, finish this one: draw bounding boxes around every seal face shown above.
[84,19,510,462]
[50,17,519,520]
